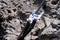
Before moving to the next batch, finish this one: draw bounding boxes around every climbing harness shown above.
[17,0,45,40]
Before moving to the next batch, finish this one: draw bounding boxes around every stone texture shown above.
[0,0,60,40]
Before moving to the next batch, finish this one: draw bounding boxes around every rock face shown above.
[0,0,60,40]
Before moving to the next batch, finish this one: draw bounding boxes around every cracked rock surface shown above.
[0,0,60,40]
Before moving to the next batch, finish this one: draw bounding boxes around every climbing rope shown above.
[17,0,45,40]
